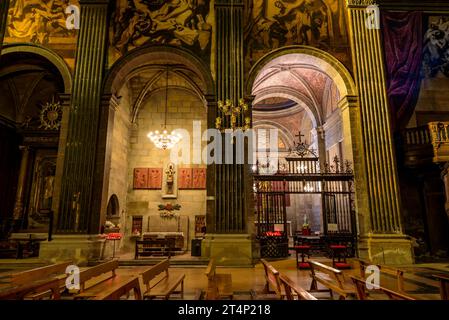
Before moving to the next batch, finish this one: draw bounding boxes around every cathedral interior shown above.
[1,0,449,302]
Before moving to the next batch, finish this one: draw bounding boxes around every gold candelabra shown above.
[215,98,251,131]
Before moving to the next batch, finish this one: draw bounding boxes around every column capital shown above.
[346,0,377,8]
[338,95,359,111]
[101,94,120,111]
[79,0,110,6]
[204,94,217,104]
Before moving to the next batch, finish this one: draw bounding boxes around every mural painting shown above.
[5,0,78,44]
[110,0,213,63]
[244,0,350,69]
[5,0,79,70]
[423,16,449,78]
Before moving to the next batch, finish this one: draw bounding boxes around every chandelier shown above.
[215,0,251,132]
[148,66,182,150]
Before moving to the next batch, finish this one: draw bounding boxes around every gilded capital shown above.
[346,0,376,8]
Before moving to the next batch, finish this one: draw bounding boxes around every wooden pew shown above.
[433,274,449,300]
[355,258,405,293]
[7,261,71,300]
[351,276,415,300]
[141,258,185,300]
[205,259,233,300]
[74,260,140,300]
[0,277,62,300]
[309,260,356,300]
[8,261,71,285]
[279,274,317,300]
[92,277,142,300]
[77,259,119,292]
[257,259,284,300]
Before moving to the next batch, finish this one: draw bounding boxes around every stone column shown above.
[205,94,217,234]
[41,0,109,264]
[57,0,109,234]
[315,126,327,171]
[441,163,449,222]
[91,94,119,232]
[202,0,255,265]
[12,146,31,226]
[346,0,413,264]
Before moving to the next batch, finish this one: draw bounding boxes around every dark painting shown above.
[111,0,212,62]
[244,0,350,69]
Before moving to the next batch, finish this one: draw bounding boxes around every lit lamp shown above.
[148,66,182,150]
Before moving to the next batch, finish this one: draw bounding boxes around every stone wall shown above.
[123,88,207,252]
[106,87,132,249]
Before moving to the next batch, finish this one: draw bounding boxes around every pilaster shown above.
[346,0,413,263]
[57,0,109,234]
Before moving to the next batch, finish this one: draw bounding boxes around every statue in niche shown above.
[42,166,55,210]
[165,163,176,195]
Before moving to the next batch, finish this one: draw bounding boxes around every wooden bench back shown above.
[141,259,170,291]
[10,261,72,285]
[79,260,119,290]
[351,276,414,300]
[356,259,405,292]
[205,259,218,300]
[205,258,216,279]
[309,260,345,289]
[260,259,282,297]
[433,274,449,300]
[279,274,317,300]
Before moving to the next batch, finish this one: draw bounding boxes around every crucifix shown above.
[295,131,305,144]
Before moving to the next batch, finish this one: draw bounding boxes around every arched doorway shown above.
[246,46,359,257]
[0,44,72,239]
[101,46,215,257]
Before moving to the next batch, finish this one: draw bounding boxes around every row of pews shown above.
[1,257,448,300]
[0,259,185,300]
[250,258,449,301]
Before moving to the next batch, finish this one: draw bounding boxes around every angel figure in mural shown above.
[245,0,333,65]
[112,0,212,57]
[7,0,75,44]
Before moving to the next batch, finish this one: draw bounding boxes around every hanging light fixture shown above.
[215,0,251,132]
[148,66,182,150]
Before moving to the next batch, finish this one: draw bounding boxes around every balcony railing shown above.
[400,122,449,166]
[429,122,449,163]
[402,125,431,146]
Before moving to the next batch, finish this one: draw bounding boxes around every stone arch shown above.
[103,45,215,97]
[253,87,321,127]
[246,45,357,98]
[106,194,120,217]
[1,43,73,94]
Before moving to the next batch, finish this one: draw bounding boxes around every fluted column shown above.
[202,0,254,265]
[13,146,31,224]
[57,0,109,234]
[346,0,413,263]
[214,0,247,234]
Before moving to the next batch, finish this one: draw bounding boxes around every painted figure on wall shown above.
[423,16,449,78]
[244,0,349,68]
[111,0,212,60]
[6,0,78,44]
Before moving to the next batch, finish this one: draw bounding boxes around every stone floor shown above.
[1,255,448,300]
